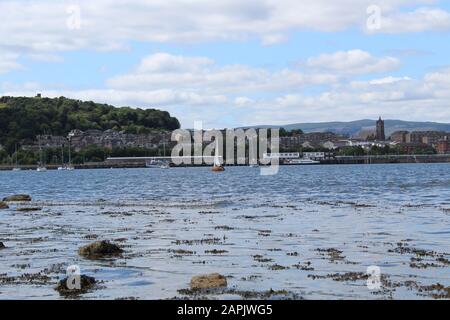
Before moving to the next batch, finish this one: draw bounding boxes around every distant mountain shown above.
[249,119,450,138]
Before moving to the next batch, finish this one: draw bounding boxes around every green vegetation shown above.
[0,96,180,153]
[279,128,304,137]
[0,145,166,165]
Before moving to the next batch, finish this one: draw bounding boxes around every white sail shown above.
[214,139,221,167]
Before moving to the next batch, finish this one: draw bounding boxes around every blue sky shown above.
[1,0,450,128]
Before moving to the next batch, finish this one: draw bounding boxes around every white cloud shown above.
[424,66,450,86]
[136,53,214,73]
[26,53,64,63]
[5,43,450,126]
[107,52,340,95]
[306,50,401,75]
[0,53,22,74]
[369,7,450,33]
[369,76,412,85]
[261,34,289,46]
[238,66,450,125]
[0,1,447,58]
[234,97,255,107]
[5,57,450,127]
[0,0,447,75]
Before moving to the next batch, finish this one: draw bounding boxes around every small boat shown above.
[211,139,225,172]
[12,167,22,172]
[58,165,75,171]
[36,166,47,172]
[146,159,170,169]
[146,159,161,168]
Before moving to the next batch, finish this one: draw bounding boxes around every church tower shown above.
[376,117,386,141]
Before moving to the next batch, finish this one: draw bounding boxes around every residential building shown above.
[390,131,409,143]
[436,139,450,154]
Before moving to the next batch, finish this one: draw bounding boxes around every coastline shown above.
[1,154,449,171]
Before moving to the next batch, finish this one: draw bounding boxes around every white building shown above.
[263,152,300,159]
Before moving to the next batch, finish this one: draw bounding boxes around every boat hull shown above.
[212,165,225,172]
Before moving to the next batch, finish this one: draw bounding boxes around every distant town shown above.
[1,116,450,170]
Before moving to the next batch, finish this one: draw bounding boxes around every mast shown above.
[38,137,43,166]
[212,138,225,172]
[15,144,18,167]
[61,144,65,167]
[163,139,166,157]
[68,140,72,167]
[214,139,221,167]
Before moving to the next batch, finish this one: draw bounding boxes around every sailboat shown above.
[146,140,170,169]
[36,138,47,172]
[211,139,225,172]
[58,145,66,170]
[58,142,75,170]
[160,139,170,169]
[66,140,75,170]
[12,144,21,171]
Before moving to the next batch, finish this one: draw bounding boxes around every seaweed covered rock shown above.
[0,201,9,209]
[55,275,96,295]
[78,240,123,259]
[3,194,32,202]
[190,273,227,290]
[16,207,42,212]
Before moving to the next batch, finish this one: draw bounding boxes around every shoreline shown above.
[1,154,450,171]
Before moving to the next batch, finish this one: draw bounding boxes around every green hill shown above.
[0,96,180,152]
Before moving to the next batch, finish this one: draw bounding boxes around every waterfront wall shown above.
[1,154,450,170]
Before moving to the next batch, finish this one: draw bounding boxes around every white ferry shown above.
[287,159,320,165]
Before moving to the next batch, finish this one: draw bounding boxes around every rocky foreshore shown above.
[0,190,449,300]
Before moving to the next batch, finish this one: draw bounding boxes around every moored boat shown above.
[287,159,320,165]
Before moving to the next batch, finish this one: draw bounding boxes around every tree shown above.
[0,96,180,153]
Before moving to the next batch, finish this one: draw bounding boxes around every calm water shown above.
[0,164,449,299]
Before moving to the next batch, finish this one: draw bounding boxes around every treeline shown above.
[0,146,167,165]
[279,128,304,137]
[0,96,180,152]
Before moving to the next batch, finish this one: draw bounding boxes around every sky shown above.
[1,0,450,128]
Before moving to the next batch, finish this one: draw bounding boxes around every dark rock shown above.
[78,240,123,259]
[3,194,32,202]
[0,242,5,249]
[0,201,9,209]
[16,207,42,212]
[55,275,96,295]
